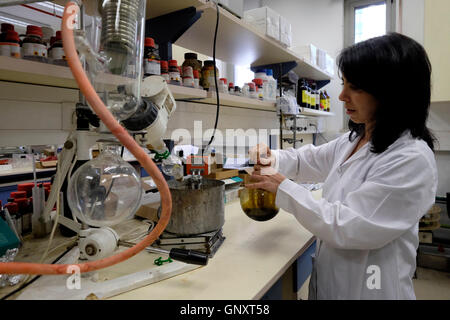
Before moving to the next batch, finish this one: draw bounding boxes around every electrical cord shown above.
[203,0,220,156]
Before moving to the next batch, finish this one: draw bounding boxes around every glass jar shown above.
[22,25,47,63]
[182,52,201,81]
[0,30,20,58]
[169,59,181,85]
[143,37,160,77]
[48,31,67,66]
[201,60,219,90]
[239,174,279,221]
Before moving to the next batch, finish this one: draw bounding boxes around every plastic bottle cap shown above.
[184,52,198,60]
[5,30,19,42]
[204,60,215,66]
[266,69,273,76]
[169,60,178,67]
[160,60,168,69]
[252,78,263,86]
[55,31,62,41]
[26,25,43,37]
[145,37,155,48]
[229,82,234,87]
[5,202,18,214]
[219,78,227,84]
[1,23,14,33]
[11,191,27,199]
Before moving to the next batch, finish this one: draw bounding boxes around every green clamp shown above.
[154,150,170,161]
[154,256,173,266]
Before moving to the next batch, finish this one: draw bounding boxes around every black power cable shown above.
[203,0,220,156]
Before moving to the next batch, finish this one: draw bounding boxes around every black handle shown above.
[169,248,209,266]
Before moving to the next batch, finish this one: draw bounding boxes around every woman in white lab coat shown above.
[247,33,438,300]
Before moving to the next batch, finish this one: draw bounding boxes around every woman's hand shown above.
[248,143,275,166]
[245,169,287,195]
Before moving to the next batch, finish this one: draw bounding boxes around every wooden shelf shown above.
[204,91,276,111]
[50,0,332,81]
[300,108,334,117]
[147,1,333,81]
[168,84,207,100]
[0,56,132,90]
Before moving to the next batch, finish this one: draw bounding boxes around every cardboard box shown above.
[326,54,335,76]
[316,48,327,71]
[279,16,292,47]
[292,44,318,66]
[244,7,280,41]
[206,168,239,180]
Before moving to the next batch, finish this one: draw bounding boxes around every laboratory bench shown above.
[1,192,320,300]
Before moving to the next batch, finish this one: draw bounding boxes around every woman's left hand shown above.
[245,167,287,195]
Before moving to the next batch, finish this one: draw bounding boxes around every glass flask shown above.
[67,142,142,227]
[239,174,279,221]
[161,153,184,180]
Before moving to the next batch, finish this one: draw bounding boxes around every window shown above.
[343,0,396,127]
[344,0,396,47]
[354,2,386,43]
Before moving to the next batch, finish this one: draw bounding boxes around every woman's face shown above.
[339,77,378,126]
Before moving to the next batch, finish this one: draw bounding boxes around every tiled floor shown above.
[413,267,450,300]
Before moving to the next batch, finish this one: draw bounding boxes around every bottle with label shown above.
[182,52,202,83]
[0,23,14,42]
[168,60,181,85]
[324,90,330,112]
[248,82,257,99]
[253,78,264,100]
[299,79,308,109]
[308,82,315,109]
[0,30,20,58]
[143,37,160,77]
[313,83,320,110]
[193,69,200,88]
[242,83,250,97]
[201,60,219,91]
[182,65,194,87]
[228,82,234,94]
[219,78,228,93]
[48,31,67,66]
[265,69,277,101]
[22,25,48,63]
[320,91,326,111]
[160,60,169,82]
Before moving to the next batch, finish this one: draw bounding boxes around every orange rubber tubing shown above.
[0,2,172,275]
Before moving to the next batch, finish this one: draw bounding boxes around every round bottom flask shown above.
[67,142,142,227]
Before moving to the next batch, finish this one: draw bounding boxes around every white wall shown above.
[260,0,346,138]
[401,0,450,196]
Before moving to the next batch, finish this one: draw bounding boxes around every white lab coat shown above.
[272,131,437,300]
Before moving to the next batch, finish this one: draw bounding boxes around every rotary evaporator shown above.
[0,0,214,280]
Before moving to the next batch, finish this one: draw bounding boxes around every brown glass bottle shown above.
[22,25,47,63]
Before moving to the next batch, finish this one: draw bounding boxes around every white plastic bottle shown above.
[265,69,277,101]
[254,69,268,100]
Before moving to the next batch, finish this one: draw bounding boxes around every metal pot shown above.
[164,178,225,236]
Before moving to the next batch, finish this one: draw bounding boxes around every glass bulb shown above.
[161,154,184,180]
[67,143,142,227]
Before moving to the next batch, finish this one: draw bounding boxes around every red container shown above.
[11,191,27,199]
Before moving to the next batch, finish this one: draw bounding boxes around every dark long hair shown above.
[338,32,436,153]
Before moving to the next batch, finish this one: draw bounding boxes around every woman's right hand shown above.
[249,143,275,167]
